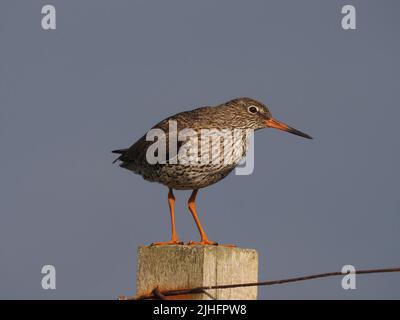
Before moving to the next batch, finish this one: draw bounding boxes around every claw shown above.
[187,240,236,247]
[187,239,218,246]
[151,240,184,246]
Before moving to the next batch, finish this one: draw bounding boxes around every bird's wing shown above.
[114,117,184,165]
[113,105,215,165]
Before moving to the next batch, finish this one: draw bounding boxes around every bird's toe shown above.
[150,240,184,246]
[187,239,218,246]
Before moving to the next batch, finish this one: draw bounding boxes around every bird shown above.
[112,97,312,246]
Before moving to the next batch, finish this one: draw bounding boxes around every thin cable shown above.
[133,267,400,300]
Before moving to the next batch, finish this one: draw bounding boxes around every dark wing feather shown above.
[112,117,181,165]
[112,105,214,165]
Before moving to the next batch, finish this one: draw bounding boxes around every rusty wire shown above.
[131,267,400,300]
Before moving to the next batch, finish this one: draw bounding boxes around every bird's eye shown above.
[248,106,258,114]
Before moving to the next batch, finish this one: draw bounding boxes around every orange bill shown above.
[265,118,313,140]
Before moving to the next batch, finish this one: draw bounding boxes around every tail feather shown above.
[111,148,128,163]
[112,149,128,154]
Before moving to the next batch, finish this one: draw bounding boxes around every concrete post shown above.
[135,245,258,300]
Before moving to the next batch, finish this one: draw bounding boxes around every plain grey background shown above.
[0,0,399,299]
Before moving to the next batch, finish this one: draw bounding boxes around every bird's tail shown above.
[111,149,128,163]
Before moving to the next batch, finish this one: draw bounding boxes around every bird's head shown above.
[222,97,313,139]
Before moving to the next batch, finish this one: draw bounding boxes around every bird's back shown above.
[112,105,251,189]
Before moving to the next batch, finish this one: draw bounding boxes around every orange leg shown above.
[186,189,218,246]
[151,188,183,246]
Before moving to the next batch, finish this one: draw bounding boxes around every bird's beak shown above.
[265,118,313,139]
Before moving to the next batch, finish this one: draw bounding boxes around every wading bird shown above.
[112,98,312,245]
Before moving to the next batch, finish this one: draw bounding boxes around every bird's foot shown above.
[150,239,184,246]
[187,239,218,246]
[187,240,236,247]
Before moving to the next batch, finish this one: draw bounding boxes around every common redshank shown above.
[112,97,312,245]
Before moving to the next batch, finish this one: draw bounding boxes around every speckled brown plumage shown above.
[112,97,312,245]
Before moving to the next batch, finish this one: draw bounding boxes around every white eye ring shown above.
[248,105,258,114]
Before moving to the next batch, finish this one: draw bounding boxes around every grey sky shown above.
[0,0,399,299]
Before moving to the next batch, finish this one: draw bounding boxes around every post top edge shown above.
[137,245,258,253]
